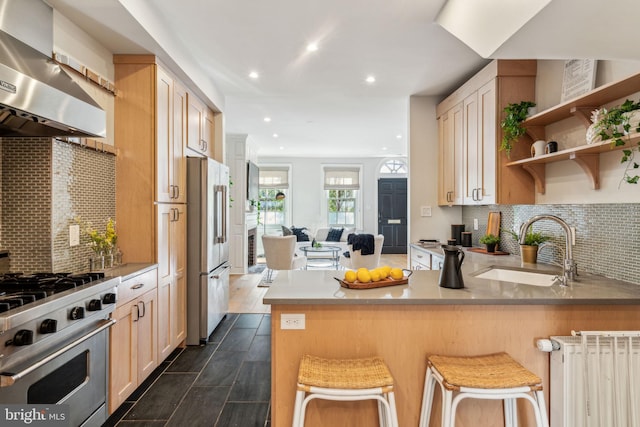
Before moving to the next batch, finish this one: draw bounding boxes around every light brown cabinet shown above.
[187,91,215,158]
[437,60,537,206]
[114,55,188,371]
[109,268,158,414]
[157,203,187,361]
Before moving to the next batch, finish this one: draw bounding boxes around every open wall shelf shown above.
[506,134,640,194]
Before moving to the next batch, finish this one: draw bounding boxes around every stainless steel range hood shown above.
[0,29,106,138]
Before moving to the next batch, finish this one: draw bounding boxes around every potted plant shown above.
[479,233,500,253]
[505,229,550,263]
[594,98,640,185]
[500,101,536,158]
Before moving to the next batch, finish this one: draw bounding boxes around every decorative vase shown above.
[520,245,538,264]
[485,243,497,253]
[586,122,602,145]
[89,255,105,271]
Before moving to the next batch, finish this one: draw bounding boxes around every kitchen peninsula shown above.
[264,251,640,427]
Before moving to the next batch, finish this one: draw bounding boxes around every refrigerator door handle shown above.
[214,184,227,244]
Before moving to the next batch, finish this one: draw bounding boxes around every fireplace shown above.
[247,227,257,267]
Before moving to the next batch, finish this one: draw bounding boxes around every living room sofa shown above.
[284,226,355,259]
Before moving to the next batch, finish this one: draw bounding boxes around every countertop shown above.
[104,263,158,282]
[263,247,640,305]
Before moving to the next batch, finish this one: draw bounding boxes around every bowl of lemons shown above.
[339,266,410,289]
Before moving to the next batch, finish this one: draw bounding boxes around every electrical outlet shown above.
[421,206,432,217]
[69,224,80,247]
[281,314,305,330]
[473,218,479,230]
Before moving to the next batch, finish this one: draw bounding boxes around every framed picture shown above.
[561,59,597,103]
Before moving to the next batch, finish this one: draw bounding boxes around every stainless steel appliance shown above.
[0,272,118,426]
[186,157,230,345]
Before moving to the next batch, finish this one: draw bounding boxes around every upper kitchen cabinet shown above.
[436,60,537,206]
[186,92,216,158]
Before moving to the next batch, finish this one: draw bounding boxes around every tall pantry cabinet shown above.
[113,55,187,374]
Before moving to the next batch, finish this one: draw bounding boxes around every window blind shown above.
[323,167,360,190]
[259,167,289,189]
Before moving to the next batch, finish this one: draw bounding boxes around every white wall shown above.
[534,60,640,204]
[408,96,462,244]
[256,156,384,235]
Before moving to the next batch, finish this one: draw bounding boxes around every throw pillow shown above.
[291,226,310,242]
[326,227,344,242]
[341,227,355,242]
[281,225,292,236]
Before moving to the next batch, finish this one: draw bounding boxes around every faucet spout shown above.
[518,214,576,285]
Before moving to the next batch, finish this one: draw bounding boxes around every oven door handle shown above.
[0,318,116,388]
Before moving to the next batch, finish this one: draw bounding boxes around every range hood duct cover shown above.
[0,29,106,138]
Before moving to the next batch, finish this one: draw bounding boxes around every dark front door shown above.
[378,178,407,254]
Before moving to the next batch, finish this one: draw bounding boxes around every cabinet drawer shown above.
[118,269,158,305]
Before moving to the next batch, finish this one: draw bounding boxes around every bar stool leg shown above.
[292,389,305,427]
[443,389,454,427]
[503,398,517,427]
[387,391,399,427]
[419,367,437,427]
[535,390,549,427]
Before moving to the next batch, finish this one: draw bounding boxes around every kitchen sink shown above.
[472,266,559,287]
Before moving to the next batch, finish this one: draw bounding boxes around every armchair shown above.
[262,235,307,282]
[339,234,385,270]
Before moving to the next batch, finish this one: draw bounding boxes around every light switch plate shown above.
[421,206,432,217]
[281,314,305,330]
[473,218,479,230]
[69,224,80,247]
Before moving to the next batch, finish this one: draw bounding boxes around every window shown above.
[379,159,407,175]
[259,166,289,227]
[324,166,360,227]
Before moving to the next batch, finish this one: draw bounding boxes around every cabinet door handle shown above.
[133,304,139,322]
[131,283,144,290]
[138,301,146,318]
[175,186,179,199]
[476,187,483,201]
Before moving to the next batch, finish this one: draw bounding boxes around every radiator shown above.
[541,332,640,427]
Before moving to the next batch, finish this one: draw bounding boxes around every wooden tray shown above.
[468,247,510,256]
[335,272,411,289]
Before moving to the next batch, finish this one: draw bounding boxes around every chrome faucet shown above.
[519,214,577,286]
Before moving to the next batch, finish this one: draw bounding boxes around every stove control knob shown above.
[40,319,58,334]
[13,329,34,346]
[102,293,117,305]
[88,299,103,311]
[69,306,85,320]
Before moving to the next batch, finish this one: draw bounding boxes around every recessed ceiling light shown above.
[396,134,402,139]
[249,71,259,79]
[279,146,284,150]
[365,75,376,84]
[306,42,319,52]
[382,147,388,151]
[264,117,271,123]
[273,133,279,138]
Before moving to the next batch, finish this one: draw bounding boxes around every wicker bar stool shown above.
[293,354,398,427]
[419,352,548,427]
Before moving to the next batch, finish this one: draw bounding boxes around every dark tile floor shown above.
[103,313,271,427]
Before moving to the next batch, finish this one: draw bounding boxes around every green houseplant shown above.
[594,99,640,185]
[479,233,500,253]
[505,229,550,263]
[500,101,536,158]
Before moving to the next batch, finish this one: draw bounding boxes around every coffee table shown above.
[299,245,342,270]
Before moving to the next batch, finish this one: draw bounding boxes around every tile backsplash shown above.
[1,137,115,273]
[462,204,640,285]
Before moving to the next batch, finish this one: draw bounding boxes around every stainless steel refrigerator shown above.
[186,157,230,345]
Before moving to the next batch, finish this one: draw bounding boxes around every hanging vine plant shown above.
[500,101,536,158]
[595,98,640,185]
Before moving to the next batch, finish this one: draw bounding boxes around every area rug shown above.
[258,268,277,287]
[248,263,266,274]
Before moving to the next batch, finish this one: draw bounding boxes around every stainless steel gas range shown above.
[0,272,118,427]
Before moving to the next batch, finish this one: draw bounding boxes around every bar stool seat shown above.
[419,352,548,427]
[293,354,398,427]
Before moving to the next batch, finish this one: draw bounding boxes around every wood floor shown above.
[228,253,408,314]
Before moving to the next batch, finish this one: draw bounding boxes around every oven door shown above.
[0,319,114,427]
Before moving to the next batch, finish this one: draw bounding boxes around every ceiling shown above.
[45,0,640,158]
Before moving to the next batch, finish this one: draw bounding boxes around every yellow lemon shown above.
[379,265,392,278]
[370,269,381,282]
[344,270,357,283]
[389,268,404,280]
[357,268,372,283]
